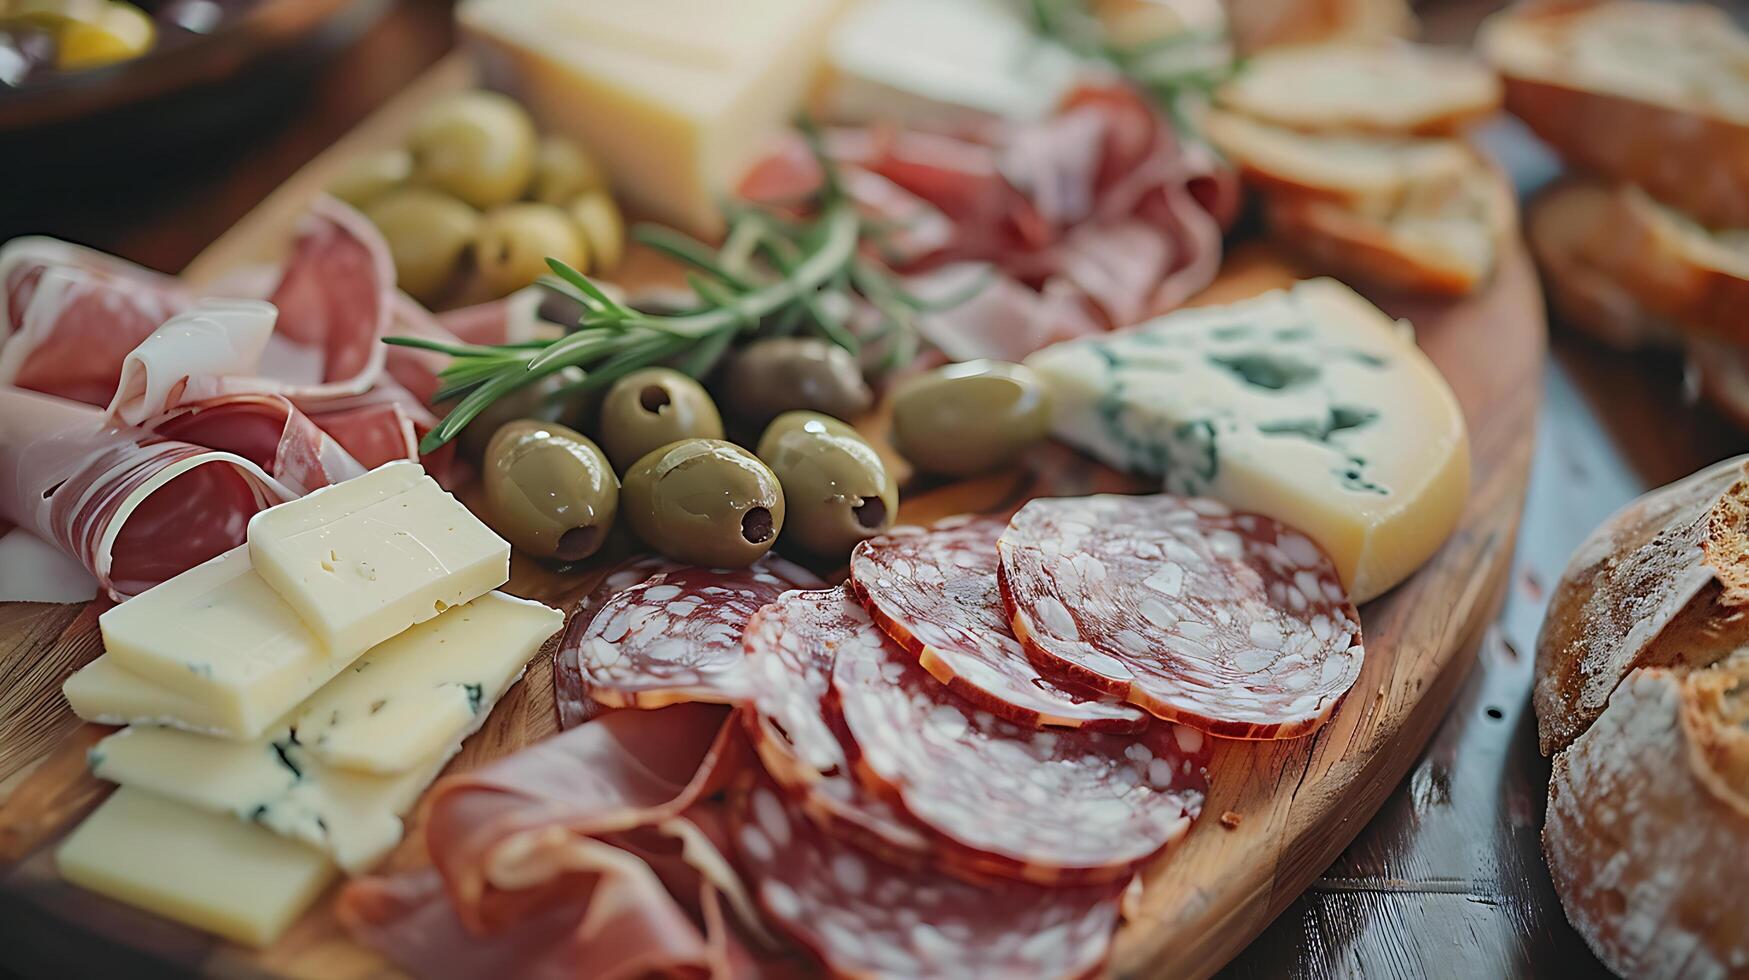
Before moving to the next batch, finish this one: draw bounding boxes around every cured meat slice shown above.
[831,624,1209,883]
[999,494,1365,740]
[0,387,295,600]
[729,770,1127,979]
[150,394,366,495]
[561,557,823,715]
[554,557,680,731]
[849,516,1146,732]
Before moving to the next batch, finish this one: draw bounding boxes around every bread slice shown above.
[1223,0,1415,57]
[1215,40,1501,135]
[1544,653,1749,979]
[1262,150,1515,297]
[1203,110,1474,209]
[1479,0,1749,228]
[1525,178,1682,351]
[1534,456,1749,755]
[1579,185,1749,345]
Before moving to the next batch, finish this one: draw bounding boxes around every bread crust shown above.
[1215,40,1501,135]
[1224,0,1414,54]
[1582,187,1749,345]
[1525,178,1683,351]
[1480,1,1749,228]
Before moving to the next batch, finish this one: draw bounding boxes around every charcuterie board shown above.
[0,48,1543,980]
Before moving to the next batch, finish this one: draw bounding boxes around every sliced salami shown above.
[831,625,1209,883]
[849,516,1146,732]
[998,494,1365,740]
[553,557,679,730]
[561,556,823,714]
[730,770,1126,979]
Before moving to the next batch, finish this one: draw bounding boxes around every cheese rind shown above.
[96,546,345,738]
[247,461,509,657]
[1023,278,1470,602]
[63,654,234,736]
[294,591,562,774]
[57,788,335,947]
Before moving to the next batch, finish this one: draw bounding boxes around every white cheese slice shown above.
[458,0,848,236]
[817,0,1083,126]
[57,788,336,948]
[86,592,556,871]
[63,654,235,737]
[247,461,509,657]
[293,591,562,774]
[96,546,350,739]
[1023,278,1470,602]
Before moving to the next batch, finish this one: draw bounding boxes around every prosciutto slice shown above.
[0,387,295,600]
[150,393,365,495]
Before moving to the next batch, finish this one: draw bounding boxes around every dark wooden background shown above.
[2,1,1740,976]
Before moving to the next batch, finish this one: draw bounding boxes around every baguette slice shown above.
[1525,178,1682,351]
[1216,40,1501,135]
[1479,0,1749,228]
[1263,151,1515,297]
[1544,654,1749,980]
[1534,457,1749,755]
[1582,185,1749,345]
[1203,110,1474,209]
[1223,0,1414,56]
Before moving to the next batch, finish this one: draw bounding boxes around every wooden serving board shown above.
[0,53,1545,980]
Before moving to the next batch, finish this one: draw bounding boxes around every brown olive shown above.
[407,91,538,209]
[621,439,785,567]
[482,420,618,562]
[720,337,873,423]
[597,367,725,473]
[890,360,1053,476]
[455,367,583,460]
[756,412,896,558]
[474,203,588,298]
[363,188,480,305]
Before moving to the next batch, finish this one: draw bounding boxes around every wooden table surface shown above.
[1,1,1739,977]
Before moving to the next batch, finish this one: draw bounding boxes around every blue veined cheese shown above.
[63,654,235,737]
[1023,278,1469,602]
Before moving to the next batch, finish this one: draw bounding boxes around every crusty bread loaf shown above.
[1203,110,1473,209]
[1216,40,1501,135]
[1479,0,1749,228]
[1525,178,1683,351]
[1544,654,1749,980]
[1223,0,1414,55]
[1688,339,1749,435]
[1262,151,1515,297]
[1580,186,1749,346]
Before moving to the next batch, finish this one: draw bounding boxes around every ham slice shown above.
[149,393,366,495]
[0,387,295,600]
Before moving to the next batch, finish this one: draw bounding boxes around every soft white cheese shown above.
[63,654,235,737]
[1023,278,1470,602]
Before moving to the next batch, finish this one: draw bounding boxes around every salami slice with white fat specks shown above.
[998,494,1365,740]
[559,556,822,717]
[730,771,1126,980]
[554,557,677,730]
[831,626,1209,883]
[849,517,1146,732]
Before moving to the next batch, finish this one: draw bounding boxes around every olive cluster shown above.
[331,91,624,307]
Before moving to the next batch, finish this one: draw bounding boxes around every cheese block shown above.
[459,0,847,237]
[87,593,557,869]
[815,0,1082,127]
[1023,278,1469,602]
[57,788,336,947]
[247,461,508,657]
[63,654,234,736]
[95,546,348,738]
[292,591,561,774]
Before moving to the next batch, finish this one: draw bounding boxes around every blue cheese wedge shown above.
[57,788,336,948]
[1023,278,1470,602]
[247,461,509,656]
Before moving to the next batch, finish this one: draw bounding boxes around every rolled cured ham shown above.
[0,387,295,600]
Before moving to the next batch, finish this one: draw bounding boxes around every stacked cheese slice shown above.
[55,462,563,947]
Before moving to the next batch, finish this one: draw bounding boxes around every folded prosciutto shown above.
[0,387,296,600]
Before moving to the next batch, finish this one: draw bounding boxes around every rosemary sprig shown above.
[392,135,957,454]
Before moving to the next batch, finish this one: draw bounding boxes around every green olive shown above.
[530,137,608,205]
[363,188,480,305]
[482,420,618,562]
[721,337,873,423]
[474,203,587,298]
[597,367,725,473]
[621,439,785,567]
[756,411,896,557]
[890,360,1053,477]
[329,148,413,209]
[407,91,537,209]
[566,190,625,273]
[455,367,583,460]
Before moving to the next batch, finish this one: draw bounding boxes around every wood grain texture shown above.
[0,40,1544,980]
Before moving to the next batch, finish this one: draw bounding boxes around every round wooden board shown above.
[0,55,1544,980]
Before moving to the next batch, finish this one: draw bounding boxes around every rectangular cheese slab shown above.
[1023,278,1470,602]
[293,591,561,774]
[63,654,234,737]
[247,461,508,657]
[459,0,846,236]
[57,788,335,948]
[96,546,351,739]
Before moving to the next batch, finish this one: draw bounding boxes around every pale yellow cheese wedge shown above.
[57,788,336,948]
[63,654,234,736]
